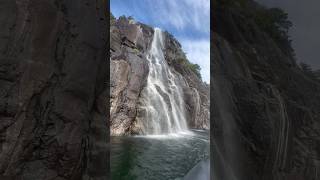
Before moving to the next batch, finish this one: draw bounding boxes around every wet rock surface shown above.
[110,16,209,135]
[0,1,108,179]
[163,32,210,130]
[212,2,320,180]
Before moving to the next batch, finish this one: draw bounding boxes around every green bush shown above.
[187,63,201,78]
[110,13,116,24]
[177,58,201,79]
[110,13,115,20]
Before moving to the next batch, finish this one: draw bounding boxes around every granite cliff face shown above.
[110,16,209,135]
[212,1,320,180]
[0,1,108,179]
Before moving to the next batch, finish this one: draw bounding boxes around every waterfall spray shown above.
[139,28,188,135]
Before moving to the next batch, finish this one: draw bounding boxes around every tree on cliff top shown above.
[216,0,294,56]
[254,7,293,55]
[188,63,202,79]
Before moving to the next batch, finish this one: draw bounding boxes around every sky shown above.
[256,0,320,69]
[110,0,210,83]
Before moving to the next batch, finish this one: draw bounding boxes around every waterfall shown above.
[139,28,188,135]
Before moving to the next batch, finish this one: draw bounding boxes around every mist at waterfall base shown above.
[111,28,209,179]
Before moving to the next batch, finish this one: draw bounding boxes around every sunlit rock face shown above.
[212,1,320,180]
[110,15,209,135]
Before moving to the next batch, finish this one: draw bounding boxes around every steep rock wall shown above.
[110,16,209,135]
[212,2,320,180]
[0,1,108,179]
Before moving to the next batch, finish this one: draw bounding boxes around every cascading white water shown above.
[139,28,188,135]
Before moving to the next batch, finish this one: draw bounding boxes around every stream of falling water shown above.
[139,28,188,135]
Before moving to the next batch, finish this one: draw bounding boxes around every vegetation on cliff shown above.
[253,7,293,55]
[176,56,202,79]
[218,0,320,82]
[215,0,294,55]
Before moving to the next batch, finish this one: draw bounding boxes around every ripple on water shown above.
[111,130,209,180]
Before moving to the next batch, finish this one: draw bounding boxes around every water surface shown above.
[111,130,209,180]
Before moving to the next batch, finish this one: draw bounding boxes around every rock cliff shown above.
[0,1,108,179]
[110,15,209,135]
[212,1,320,180]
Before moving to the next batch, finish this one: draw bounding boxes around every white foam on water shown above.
[133,130,195,139]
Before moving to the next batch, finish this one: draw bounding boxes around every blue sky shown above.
[111,0,210,83]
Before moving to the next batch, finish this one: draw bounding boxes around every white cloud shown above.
[180,39,210,83]
[146,0,210,33]
[184,0,210,33]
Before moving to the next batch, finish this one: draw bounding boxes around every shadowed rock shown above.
[212,1,320,179]
[0,1,108,179]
